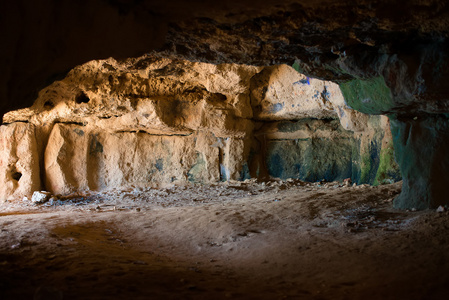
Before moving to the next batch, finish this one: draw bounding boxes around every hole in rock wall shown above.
[75,91,90,104]
[11,171,22,181]
[43,101,54,110]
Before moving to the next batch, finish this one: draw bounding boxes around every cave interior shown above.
[0,0,449,299]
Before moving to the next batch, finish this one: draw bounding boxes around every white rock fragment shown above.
[31,191,52,204]
[436,206,446,213]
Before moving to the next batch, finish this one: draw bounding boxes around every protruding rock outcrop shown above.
[0,56,400,200]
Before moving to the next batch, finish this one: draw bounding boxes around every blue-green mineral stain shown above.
[73,128,84,136]
[389,114,449,209]
[268,153,284,178]
[220,164,229,181]
[293,78,310,85]
[270,103,284,113]
[339,76,395,114]
[187,152,205,182]
[89,134,103,154]
[239,163,251,181]
[155,158,164,171]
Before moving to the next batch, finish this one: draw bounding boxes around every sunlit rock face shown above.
[0,123,41,201]
[0,56,399,199]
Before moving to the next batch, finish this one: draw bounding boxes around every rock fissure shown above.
[114,130,194,137]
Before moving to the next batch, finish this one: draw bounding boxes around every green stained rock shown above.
[339,76,395,114]
[374,138,401,186]
[260,117,401,185]
[291,60,302,73]
[390,114,449,210]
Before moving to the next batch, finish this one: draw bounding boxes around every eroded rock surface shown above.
[1,57,399,198]
[0,123,40,201]
[1,1,448,210]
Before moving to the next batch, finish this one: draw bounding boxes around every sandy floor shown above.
[0,179,448,300]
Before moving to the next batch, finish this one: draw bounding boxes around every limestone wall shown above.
[0,122,41,201]
[0,56,400,200]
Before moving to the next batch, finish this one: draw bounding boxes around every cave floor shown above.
[0,180,448,300]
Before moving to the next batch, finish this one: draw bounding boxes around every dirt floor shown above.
[0,179,448,300]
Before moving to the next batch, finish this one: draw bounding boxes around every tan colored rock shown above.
[45,124,236,194]
[0,123,41,201]
[336,107,370,132]
[250,64,339,120]
[249,64,371,132]
[220,137,252,181]
[3,57,369,137]
[4,56,259,138]
[2,56,399,197]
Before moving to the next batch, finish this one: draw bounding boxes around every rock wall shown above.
[390,114,449,210]
[0,123,41,201]
[0,56,400,200]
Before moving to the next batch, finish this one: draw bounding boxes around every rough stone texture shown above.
[4,57,259,138]
[43,123,253,195]
[3,57,399,198]
[257,119,354,182]
[1,1,449,209]
[249,63,370,132]
[252,115,400,184]
[390,114,449,210]
[158,2,449,116]
[3,1,449,122]
[352,115,401,186]
[153,1,449,209]
[250,65,338,120]
[46,124,192,194]
[0,123,41,201]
